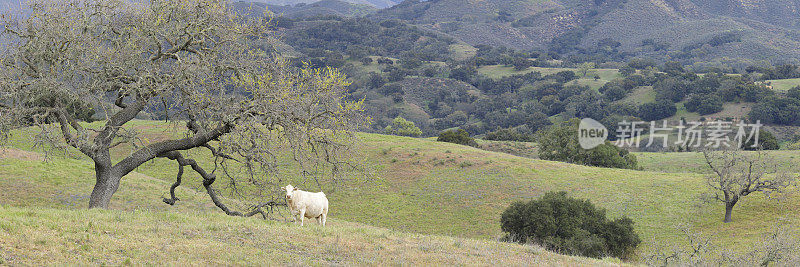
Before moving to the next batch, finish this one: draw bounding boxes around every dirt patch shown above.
[0,148,42,161]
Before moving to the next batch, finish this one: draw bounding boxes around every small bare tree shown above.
[702,149,794,223]
[0,0,367,215]
[646,220,800,266]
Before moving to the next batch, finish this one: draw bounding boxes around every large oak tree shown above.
[0,0,366,215]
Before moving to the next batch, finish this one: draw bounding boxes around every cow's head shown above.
[284,184,298,201]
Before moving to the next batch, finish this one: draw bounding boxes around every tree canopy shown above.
[0,0,367,214]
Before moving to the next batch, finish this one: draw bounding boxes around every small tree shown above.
[384,117,422,137]
[577,62,596,77]
[702,149,794,223]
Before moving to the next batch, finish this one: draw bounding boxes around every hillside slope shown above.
[3,120,798,257]
[249,0,399,9]
[371,0,800,64]
[0,151,615,265]
[234,0,378,18]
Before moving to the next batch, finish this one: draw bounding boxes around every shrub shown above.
[384,117,422,137]
[437,129,478,147]
[500,191,640,260]
[743,129,779,150]
[484,128,535,142]
[537,119,640,170]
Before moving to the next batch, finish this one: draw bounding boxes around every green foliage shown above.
[685,94,724,115]
[437,129,478,147]
[638,100,677,122]
[743,130,779,150]
[538,119,639,170]
[284,17,454,63]
[788,86,800,100]
[500,191,641,260]
[384,117,422,137]
[750,96,800,125]
[484,128,535,142]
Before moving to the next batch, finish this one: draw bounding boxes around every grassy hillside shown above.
[234,0,378,19]
[767,78,800,92]
[636,150,800,174]
[0,150,616,265]
[3,120,798,259]
[477,65,621,90]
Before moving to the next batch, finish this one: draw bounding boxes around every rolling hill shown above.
[2,120,798,262]
[0,150,613,265]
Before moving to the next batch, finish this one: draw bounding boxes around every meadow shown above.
[0,156,613,265]
[1,120,798,265]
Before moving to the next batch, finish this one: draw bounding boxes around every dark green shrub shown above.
[484,128,534,142]
[501,191,640,260]
[537,119,640,170]
[437,129,478,147]
[743,130,779,150]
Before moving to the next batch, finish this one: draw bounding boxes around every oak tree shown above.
[702,149,794,223]
[0,0,367,215]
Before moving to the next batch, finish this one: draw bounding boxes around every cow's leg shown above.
[320,212,327,227]
[298,209,306,226]
[290,209,298,225]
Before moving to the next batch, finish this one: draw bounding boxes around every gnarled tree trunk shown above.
[89,169,123,209]
[88,153,122,209]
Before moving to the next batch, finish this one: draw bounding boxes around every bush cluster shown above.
[437,129,478,147]
[384,117,422,137]
[501,191,641,259]
[537,119,640,170]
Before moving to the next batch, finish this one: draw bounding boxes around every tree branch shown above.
[158,150,281,219]
[113,123,231,176]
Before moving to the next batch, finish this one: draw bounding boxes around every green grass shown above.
[2,120,799,263]
[765,78,800,92]
[0,206,617,265]
[477,65,621,81]
[0,152,615,266]
[617,86,656,105]
[449,44,477,61]
[636,150,800,174]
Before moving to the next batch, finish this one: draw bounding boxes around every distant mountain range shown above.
[6,0,800,66]
[370,0,800,65]
[234,0,378,19]
[248,0,399,9]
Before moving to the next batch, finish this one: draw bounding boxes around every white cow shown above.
[284,184,329,226]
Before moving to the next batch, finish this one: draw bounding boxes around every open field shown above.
[477,65,621,81]
[0,156,613,265]
[636,150,800,174]
[449,44,478,61]
[766,78,800,92]
[617,86,656,105]
[2,120,799,261]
